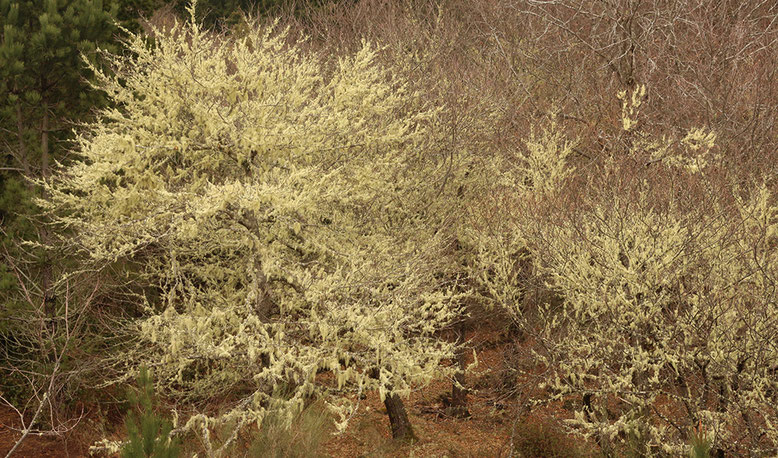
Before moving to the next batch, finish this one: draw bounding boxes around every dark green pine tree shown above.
[122,367,181,458]
[0,0,118,396]
[0,0,118,278]
[0,0,118,182]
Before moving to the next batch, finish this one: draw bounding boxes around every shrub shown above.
[247,401,330,458]
[514,91,778,455]
[689,421,713,458]
[510,417,590,458]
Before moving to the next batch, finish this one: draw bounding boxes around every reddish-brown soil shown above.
[321,372,513,457]
[0,407,91,457]
[0,329,568,457]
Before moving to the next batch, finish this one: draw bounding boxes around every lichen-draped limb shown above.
[42,12,463,440]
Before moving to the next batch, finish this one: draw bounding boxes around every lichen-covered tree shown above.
[42,10,462,449]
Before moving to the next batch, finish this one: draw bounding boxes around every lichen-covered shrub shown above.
[512,92,778,455]
[42,7,461,448]
[462,114,575,329]
[465,86,778,455]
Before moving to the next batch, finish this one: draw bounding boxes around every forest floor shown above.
[321,332,518,457]
[0,329,584,457]
[0,406,91,457]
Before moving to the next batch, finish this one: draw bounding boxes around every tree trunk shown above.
[13,99,33,181]
[39,100,56,343]
[384,392,416,442]
[449,319,470,418]
[41,101,49,179]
